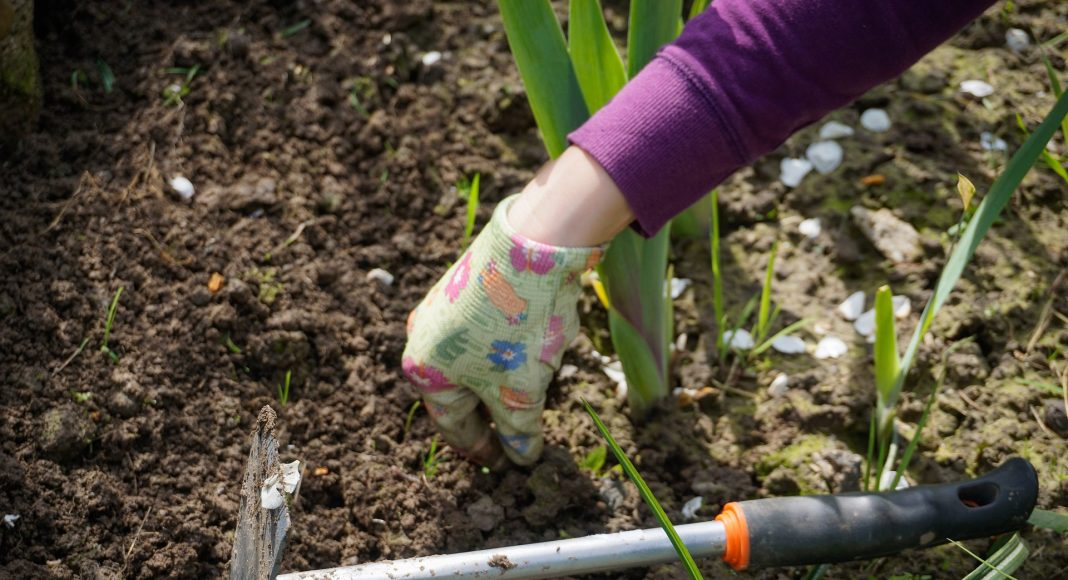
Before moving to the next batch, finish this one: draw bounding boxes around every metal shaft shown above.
[278,521,726,580]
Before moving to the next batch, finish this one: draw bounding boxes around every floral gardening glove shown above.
[402,195,603,467]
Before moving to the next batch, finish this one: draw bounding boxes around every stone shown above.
[466,495,504,531]
[38,405,92,462]
[860,108,891,132]
[850,206,923,263]
[960,80,994,98]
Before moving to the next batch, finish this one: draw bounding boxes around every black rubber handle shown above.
[737,458,1038,568]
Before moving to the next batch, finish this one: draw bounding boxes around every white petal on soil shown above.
[853,309,876,337]
[892,295,911,319]
[421,51,442,66]
[558,364,578,379]
[724,328,754,351]
[281,460,302,494]
[798,217,821,239]
[366,268,394,287]
[768,372,789,398]
[814,336,848,359]
[602,360,628,398]
[805,141,844,175]
[1005,28,1030,54]
[818,121,854,140]
[169,176,195,200]
[670,277,692,300]
[673,387,698,398]
[860,109,892,133]
[837,291,865,321]
[980,132,1008,152]
[261,473,284,510]
[960,79,994,98]
[674,332,687,354]
[780,157,813,188]
[771,335,806,354]
[879,470,910,490]
[2,514,19,529]
[682,496,703,521]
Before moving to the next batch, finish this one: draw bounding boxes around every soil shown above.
[1,1,1067,579]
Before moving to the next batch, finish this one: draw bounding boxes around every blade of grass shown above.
[569,0,627,113]
[957,533,1027,580]
[627,0,682,77]
[874,286,901,435]
[1027,508,1068,533]
[1040,53,1067,137]
[688,0,712,20]
[582,399,702,579]
[497,0,588,157]
[709,189,725,356]
[750,318,812,356]
[101,287,124,353]
[753,242,778,344]
[462,173,480,249]
[880,91,1068,438]
[1015,113,1068,184]
[95,58,115,93]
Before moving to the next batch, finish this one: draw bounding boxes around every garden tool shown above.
[268,457,1036,580]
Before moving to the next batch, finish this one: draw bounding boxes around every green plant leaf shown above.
[95,58,115,93]
[1040,53,1068,138]
[957,533,1027,580]
[579,445,607,473]
[462,173,480,249]
[627,0,682,77]
[880,90,1068,438]
[1028,508,1068,533]
[609,308,668,415]
[497,0,588,157]
[754,242,778,344]
[709,189,725,355]
[582,400,702,579]
[568,0,627,113]
[688,0,712,20]
[874,285,901,426]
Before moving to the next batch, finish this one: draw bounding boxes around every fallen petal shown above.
[853,309,876,337]
[682,496,703,521]
[892,295,911,319]
[558,364,578,379]
[806,141,844,175]
[169,176,195,200]
[960,79,994,98]
[780,158,814,188]
[1005,28,1030,54]
[980,132,1007,152]
[724,328,755,350]
[670,278,692,300]
[366,268,394,287]
[768,372,789,397]
[798,217,821,239]
[2,514,18,529]
[860,109,891,133]
[771,335,806,354]
[601,361,628,399]
[837,291,865,321]
[814,336,848,359]
[421,51,442,66]
[818,121,854,140]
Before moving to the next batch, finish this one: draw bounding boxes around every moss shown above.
[756,433,832,478]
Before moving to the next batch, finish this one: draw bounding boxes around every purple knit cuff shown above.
[569,51,746,237]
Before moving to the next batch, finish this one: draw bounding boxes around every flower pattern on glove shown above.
[488,340,527,371]
[402,357,456,393]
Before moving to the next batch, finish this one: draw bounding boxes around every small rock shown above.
[806,141,844,174]
[230,177,279,211]
[366,268,394,287]
[771,335,806,354]
[1042,400,1068,437]
[892,295,911,319]
[780,158,813,188]
[681,496,703,521]
[724,328,754,351]
[853,309,876,337]
[466,495,505,531]
[768,373,789,397]
[980,132,1008,152]
[169,176,195,200]
[814,336,847,359]
[860,109,892,132]
[960,80,994,98]
[38,405,93,461]
[850,206,923,263]
[798,218,821,239]
[1005,28,1030,54]
[598,477,627,513]
[837,291,865,321]
[818,121,854,140]
[107,391,139,418]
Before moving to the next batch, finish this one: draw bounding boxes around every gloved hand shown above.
[402,194,603,467]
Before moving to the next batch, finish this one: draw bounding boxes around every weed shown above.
[458,173,481,250]
[95,58,115,93]
[71,391,92,404]
[281,19,311,38]
[709,189,725,356]
[162,65,200,107]
[578,444,607,476]
[223,335,242,354]
[277,370,292,406]
[100,287,124,363]
[422,435,443,478]
[403,400,422,441]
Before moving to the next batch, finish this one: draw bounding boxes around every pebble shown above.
[981,132,1008,152]
[1043,400,1068,437]
[850,206,923,263]
[780,158,814,188]
[1005,28,1030,54]
[366,268,394,287]
[853,309,876,337]
[814,336,848,359]
[837,291,865,321]
[724,328,754,350]
[169,176,195,200]
[771,335,806,354]
[681,496,703,521]
[798,217,821,239]
[860,108,892,133]
[818,121,854,140]
[768,372,789,397]
[960,80,994,98]
[806,141,844,174]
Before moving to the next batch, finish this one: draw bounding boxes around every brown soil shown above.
[1,1,1066,579]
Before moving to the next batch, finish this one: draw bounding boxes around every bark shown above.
[0,0,40,143]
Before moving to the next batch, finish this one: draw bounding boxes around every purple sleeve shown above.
[569,0,995,237]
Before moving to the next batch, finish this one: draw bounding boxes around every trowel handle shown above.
[717,457,1038,570]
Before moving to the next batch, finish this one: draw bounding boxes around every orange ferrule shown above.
[716,502,750,571]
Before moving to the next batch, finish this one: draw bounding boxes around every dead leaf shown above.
[208,272,225,294]
[860,174,886,186]
[957,173,976,211]
[313,466,329,476]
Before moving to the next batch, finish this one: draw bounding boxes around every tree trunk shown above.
[0,0,40,143]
